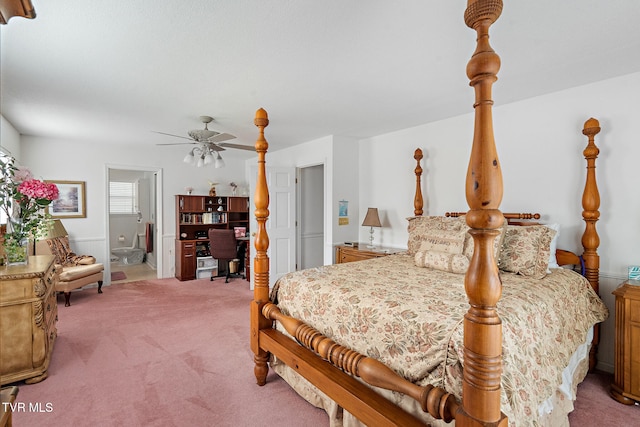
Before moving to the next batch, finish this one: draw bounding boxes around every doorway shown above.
[105,165,163,284]
[297,164,324,270]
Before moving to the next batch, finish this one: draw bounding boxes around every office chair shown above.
[208,229,244,283]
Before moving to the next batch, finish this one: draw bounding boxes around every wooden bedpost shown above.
[413,149,424,216]
[251,108,272,386]
[581,117,601,371]
[458,1,507,426]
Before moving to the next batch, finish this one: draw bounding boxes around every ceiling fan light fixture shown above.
[196,156,205,168]
[203,151,214,165]
[188,128,218,141]
[183,149,195,164]
[214,152,225,168]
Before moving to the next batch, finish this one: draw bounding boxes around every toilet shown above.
[111,233,145,265]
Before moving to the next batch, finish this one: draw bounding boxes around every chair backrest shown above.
[208,229,238,260]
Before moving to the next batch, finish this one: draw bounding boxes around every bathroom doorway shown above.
[105,165,163,284]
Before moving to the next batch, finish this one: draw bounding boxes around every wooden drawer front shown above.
[630,322,640,397]
[340,251,372,263]
[630,299,640,323]
[0,277,37,304]
[45,263,57,291]
[337,247,386,264]
[44,286,58,332]
[0,303,33,374]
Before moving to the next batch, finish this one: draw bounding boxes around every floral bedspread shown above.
[272,253,608,426]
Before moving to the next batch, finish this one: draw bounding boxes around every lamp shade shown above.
[47,219,68,238]
[361,208,381,227]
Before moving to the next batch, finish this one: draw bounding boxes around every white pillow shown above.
[545,223,560,270]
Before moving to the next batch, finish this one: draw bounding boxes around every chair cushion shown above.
[58,263,104,282]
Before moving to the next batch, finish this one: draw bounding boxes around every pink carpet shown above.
[12,277,328,426]
[9,278,639,426]
[569,370,640,426]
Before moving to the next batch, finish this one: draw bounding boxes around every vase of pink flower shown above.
[1,156,59,265]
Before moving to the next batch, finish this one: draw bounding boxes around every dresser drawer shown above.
[0,256,58,386]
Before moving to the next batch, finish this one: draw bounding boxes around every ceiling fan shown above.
[155,116,254,168]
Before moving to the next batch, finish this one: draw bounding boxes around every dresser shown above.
[611,280,640,405]
[335,244,403,264]
[0,256,58,385]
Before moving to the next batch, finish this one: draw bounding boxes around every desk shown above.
[237,237,250,281]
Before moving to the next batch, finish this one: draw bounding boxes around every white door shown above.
[249,166,296,289]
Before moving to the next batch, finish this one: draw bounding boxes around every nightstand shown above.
[335,244,402,264]
[611,280,640,405]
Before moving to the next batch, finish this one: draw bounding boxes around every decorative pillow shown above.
[415,250,470,274]
[544,223,561,270]
[46,236,73,265]
[498,225,557,279]
[45,236,96,267]
[406,216,467,255]
[417,227,468,255]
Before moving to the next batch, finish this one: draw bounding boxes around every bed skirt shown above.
[269,327,594,427]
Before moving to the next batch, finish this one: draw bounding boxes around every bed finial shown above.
[581,117,601,372]
[252,107,271,386]
[459,1,507,426]
[413,149,424,216]
[581,117,600,292]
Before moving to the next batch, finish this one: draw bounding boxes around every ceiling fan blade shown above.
[156,142,197,146]
[217,142,255,151]
[152,131,195,141]
[206,133,236,143]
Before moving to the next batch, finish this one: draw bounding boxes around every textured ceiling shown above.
[2,1,640,154]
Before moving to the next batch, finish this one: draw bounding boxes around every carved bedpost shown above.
[581,117,601,371]
[458,1,507,426]
[251,108,272,386]
[414,149,424,216]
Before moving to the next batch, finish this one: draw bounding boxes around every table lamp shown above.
[361,208,382,248]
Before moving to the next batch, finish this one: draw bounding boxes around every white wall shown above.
[10,71,639,372]
[19,136,252,278]
[246,134,360,265]
[1,115,21,160]
[357,71,640,372]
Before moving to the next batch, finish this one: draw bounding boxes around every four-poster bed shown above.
[250,1,607,426]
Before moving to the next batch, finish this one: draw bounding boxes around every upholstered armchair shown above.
[35,220,104,307]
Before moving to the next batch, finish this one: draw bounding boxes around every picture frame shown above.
[45,180,86,218]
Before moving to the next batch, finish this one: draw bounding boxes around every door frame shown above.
[104,164,163,283]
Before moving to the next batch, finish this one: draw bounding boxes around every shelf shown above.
[175,195,249,281]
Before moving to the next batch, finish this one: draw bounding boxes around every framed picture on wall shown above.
[45,180,86,218]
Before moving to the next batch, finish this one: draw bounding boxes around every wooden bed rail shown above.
[446,212,540,223]
[263,302,460,423]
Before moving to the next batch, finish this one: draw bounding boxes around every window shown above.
[109,181,138,214]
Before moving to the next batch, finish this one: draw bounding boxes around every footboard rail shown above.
[262,302,460,425]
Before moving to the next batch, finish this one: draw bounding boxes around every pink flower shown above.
[17,179,59,201]
[13,167,34,183]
